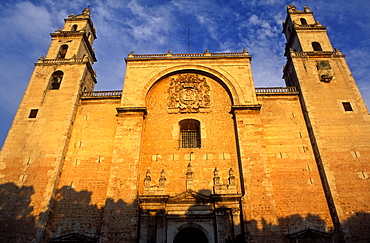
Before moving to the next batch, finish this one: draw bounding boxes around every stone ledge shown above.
[116,106,147,116]
[232,104,262,111]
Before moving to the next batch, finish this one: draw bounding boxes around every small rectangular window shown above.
[29,109,38,118]
[182,130,200,148]
[342,102,353,111]
[180,119,201,148]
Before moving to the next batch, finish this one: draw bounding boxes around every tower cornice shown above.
[34,57,97,83]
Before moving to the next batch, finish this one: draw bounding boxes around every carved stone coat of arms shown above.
[167,74,210,113]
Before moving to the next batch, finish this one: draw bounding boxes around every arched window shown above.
[300,18,308,25]
[57,45,68,59]
[174,227,208,243]
[50,71,64,90]
[179,119,201,148]
[71,25,78,31]
[312,42,323,51]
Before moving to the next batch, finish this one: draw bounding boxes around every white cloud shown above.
[249,14,261,25]
[0,2,54,45]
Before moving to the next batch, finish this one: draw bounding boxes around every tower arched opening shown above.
[57,45,68,59]
[50,71,64,90]
[312,42,323,51]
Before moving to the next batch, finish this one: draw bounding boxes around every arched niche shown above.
[171,223,211,243]
[142,65,246,107]
[174,227,208,243]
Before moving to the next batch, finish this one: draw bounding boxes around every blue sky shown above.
[0,0,369,148]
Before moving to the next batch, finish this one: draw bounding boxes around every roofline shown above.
[125,50,252,62]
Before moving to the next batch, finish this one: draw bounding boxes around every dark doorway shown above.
[174,227,208,243]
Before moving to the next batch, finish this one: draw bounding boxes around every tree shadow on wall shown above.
[44,185,104,241]
[0,182,36,242]
[44,185,138,243]
[0,182,370,242]
[245,213,330,242]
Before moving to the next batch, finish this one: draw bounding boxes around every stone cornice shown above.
[116,107,147,116]
[290,50,346,59]
[125,49,252,62]
[34,57,97,83]
[232,104,262,111]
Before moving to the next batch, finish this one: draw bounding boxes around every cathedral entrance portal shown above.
[173,227,208,243]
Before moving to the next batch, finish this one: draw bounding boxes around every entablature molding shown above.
[138,190,242,205]
[232,104,262,112]
[116,106,147,116]
[289,49,346,59]
[35,57,97,83]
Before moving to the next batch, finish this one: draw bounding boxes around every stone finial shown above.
[229,168,234,176]
[144,169,151,187]
[287,4,297,13]
[214,167,219,176]
[187,163,192,171]
[128,51,134,57]
[186,163,193,190]
[333,48,342,55]
[304,6,311,12]
[159,169,166,187]
[82,54,89,62]
[166,50,172,57]
[186,163,193,180]
[213,167,220,185]
[82,8,90,17]
[229,168,236,185]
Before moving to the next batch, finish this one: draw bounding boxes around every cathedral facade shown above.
[0,5,369,243]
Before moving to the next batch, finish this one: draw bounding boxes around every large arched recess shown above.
[142,65,245,106]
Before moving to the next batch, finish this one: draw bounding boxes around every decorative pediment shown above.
[168,189,210,203]
[51,233,96,242]
[286,228,332,239]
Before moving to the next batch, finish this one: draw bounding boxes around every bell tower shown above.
[0,8,97,241]
[283,5,370,242]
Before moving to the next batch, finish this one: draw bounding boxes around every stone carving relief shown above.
[317,60,334,82]
[167,73,210,113]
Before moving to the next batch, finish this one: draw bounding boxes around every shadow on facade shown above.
[245,214,330,242]
[0,182,369,242]
[0,183,36,242]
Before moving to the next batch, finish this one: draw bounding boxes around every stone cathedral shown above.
[0,5,369,243]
